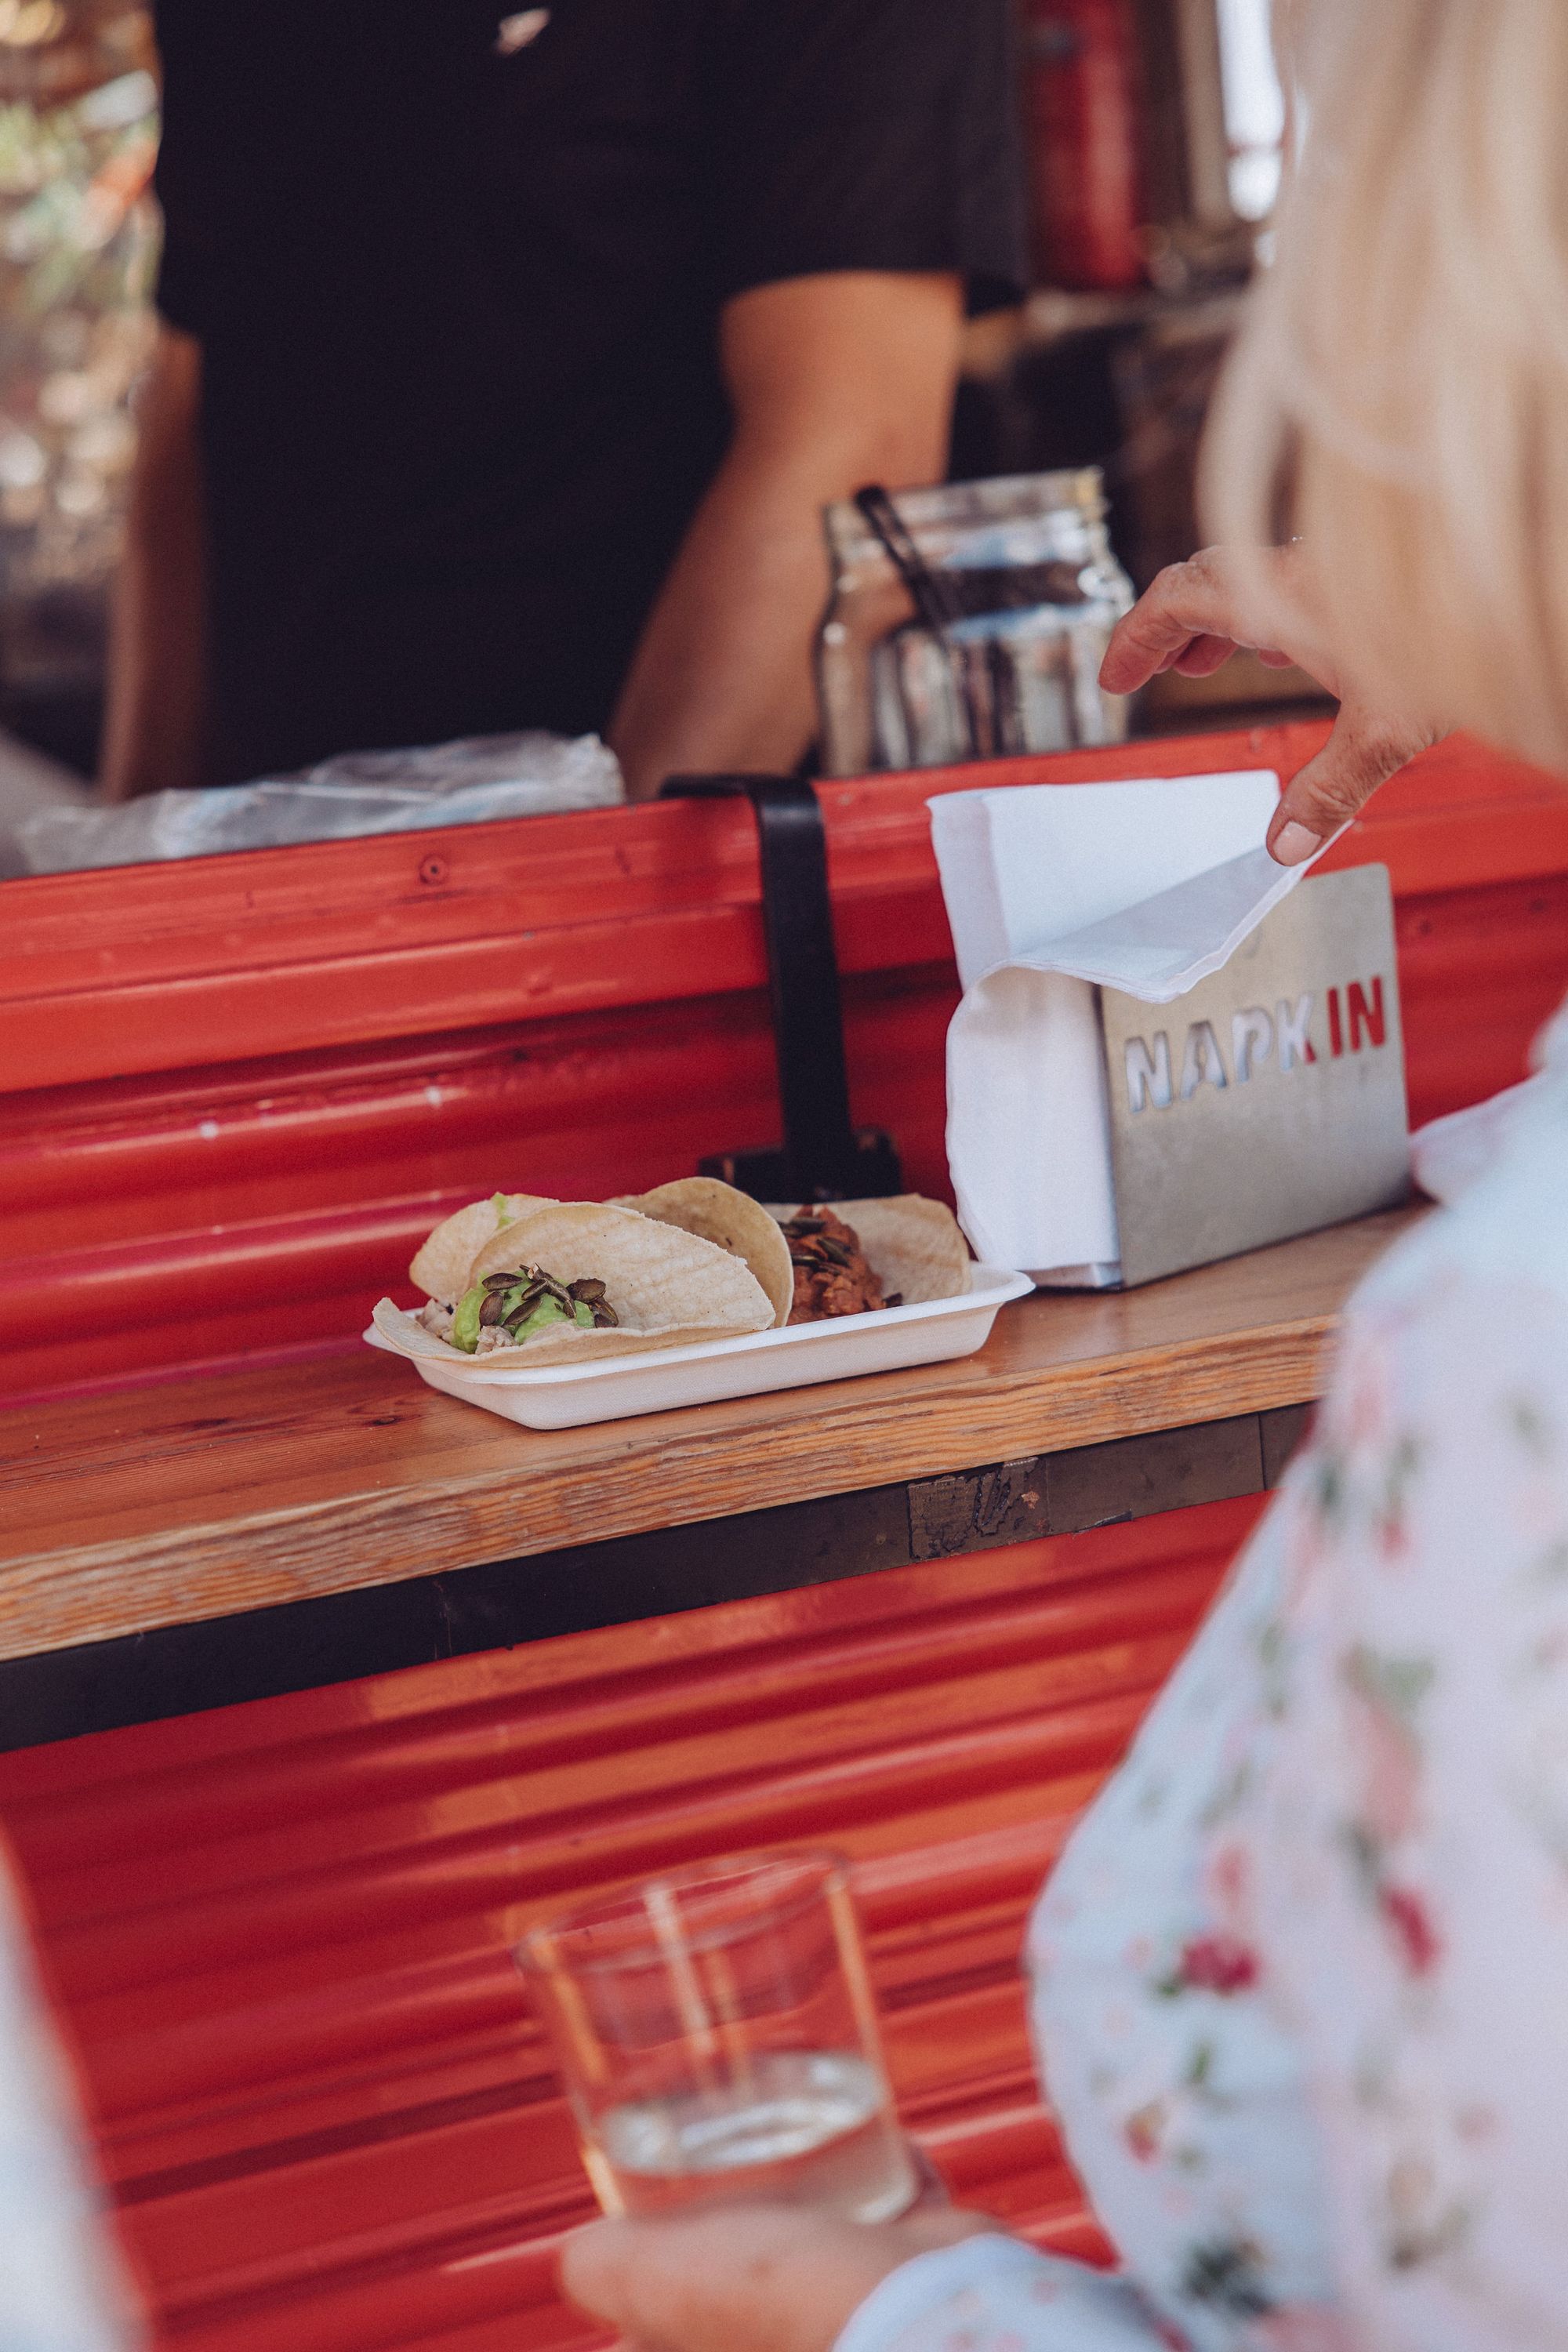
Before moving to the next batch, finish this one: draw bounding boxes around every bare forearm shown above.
[609,440,855,797]
[100,325,210,800]
[609,271,961,800]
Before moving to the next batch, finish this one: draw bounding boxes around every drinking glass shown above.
[517,1849,920,2222]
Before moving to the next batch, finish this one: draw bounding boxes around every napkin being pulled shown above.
[932,773,1333,1285]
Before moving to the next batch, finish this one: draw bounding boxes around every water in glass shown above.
[586,2049,916,2220]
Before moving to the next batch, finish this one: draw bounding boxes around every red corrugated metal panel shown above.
[0,1497,1266,2352]
[3,727,1566,1405]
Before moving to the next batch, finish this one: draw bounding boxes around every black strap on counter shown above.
[659,772,902,1202]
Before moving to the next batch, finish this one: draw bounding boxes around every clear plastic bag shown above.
[18,730,625,875]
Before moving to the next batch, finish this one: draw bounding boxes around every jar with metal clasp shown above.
[815,469,1135,779]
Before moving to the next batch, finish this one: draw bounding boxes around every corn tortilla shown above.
[612,1178,795,1327]
[372,1296,760,1370]
[410,1192,557,1302]
[466,1200,774,1345]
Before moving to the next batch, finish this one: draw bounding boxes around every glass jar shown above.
[815,468,1135,778]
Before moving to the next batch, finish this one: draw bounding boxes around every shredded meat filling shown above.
[782,1207,899,1323]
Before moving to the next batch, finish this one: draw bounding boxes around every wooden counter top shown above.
[0,1209,1416,1668]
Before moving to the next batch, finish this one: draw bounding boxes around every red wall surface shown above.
[0,1499,1267,2352]
[4,729,1567,2349]
[4,724,1568,1405]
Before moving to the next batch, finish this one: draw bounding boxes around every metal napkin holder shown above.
[659,773,902,1202]
[1098,864,1410,1287]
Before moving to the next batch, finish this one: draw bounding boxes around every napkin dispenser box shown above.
[934,775,1410,1289]
[1098,866,1408,1285]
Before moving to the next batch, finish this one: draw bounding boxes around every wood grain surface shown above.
[0,1210,1418,1663]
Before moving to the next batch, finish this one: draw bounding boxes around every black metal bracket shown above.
[659,773,902,1202]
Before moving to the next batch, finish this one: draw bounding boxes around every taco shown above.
[379,1200,775,1367]
[771,1195,971,1323]
[409,1191,556,1305]
[611,1177,795,1328]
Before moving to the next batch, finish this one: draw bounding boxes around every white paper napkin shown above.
[931,774,1332,1283]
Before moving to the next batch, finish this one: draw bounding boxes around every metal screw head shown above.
[419,855,449,886]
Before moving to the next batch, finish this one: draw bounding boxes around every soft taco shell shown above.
[771,1195,971,1307]
[466,1200,774,1345]
[410,1192,556,1302]
[611,1178,794,1328]
[372,1296,760,1370]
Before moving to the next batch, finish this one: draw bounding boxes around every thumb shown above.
[1266,702,1435,866]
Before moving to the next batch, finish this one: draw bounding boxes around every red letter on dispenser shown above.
[1347,976,1386,1051]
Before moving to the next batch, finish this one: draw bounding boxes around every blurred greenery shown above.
[0,3,158,699]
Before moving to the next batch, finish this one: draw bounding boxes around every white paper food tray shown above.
[363,1265,1033,1429]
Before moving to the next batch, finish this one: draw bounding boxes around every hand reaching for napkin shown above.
[1100,546,1435,864]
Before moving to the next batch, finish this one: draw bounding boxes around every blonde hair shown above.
[1202,0,1568,770]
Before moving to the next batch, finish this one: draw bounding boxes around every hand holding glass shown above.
[518,1850,920,2222]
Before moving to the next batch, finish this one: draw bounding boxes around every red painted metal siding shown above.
[0,1496,1266,2352]
[5,726,1564,2348]
[3,726,1566,1404]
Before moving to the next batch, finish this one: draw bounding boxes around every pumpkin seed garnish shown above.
[465,1260,619,1339]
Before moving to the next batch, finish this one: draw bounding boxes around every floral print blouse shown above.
[838,1006,1568,2352]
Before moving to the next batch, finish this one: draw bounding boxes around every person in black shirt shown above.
[103,1,1025,800]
